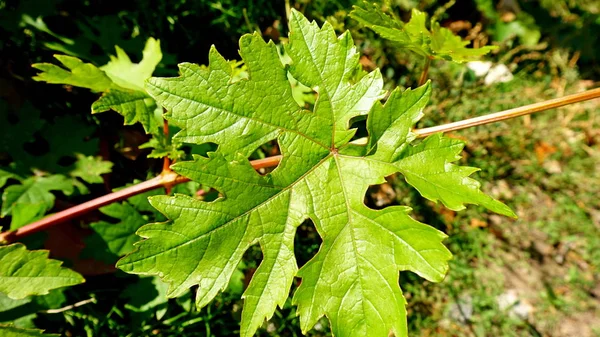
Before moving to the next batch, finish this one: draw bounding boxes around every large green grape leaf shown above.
[117,10,513,337]
[32,38,163,133]
[350,2,497,62]
[0,244,84,300]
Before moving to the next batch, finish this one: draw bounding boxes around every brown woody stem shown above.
[418,57,432,86]
[413,87,600,137]
[1,87,598,243]
[162,118,171,173]
[162,118,173,195]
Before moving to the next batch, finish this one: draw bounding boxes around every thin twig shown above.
[414,87,600,137]
[44,298,97,314]
[1,88,598,243]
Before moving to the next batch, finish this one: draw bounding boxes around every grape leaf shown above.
[32,38,163,133]
[85,203,151,263]
[0,101,45,175]
[0,290,67,328]
[69,154,112,184]
[101,38,162,91]
[33,116,101,174]
[0,170,20,190]
[0,244,84,300]
[121,276,169,319]
[350,2,497,62]
[139,126,186,160]
[31,55,115,91]
[117,10,513,337]
[1,175,74,230]
[0,326,58,337]
[394,134,514,214]
[83,188,165,263]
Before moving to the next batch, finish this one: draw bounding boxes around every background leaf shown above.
[350,2,497,62]
[0,326,58,337]
[0,244,84,300]
[32,38,163,134]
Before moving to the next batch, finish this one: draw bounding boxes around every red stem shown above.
[162,118,171,173]
[162,118,173,195]
[0,157,282,243]
[0,173,185,243]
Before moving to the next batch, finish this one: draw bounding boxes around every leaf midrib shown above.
[147,76,330,151]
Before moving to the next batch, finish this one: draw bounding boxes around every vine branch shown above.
[162,118,171,173]
[414,87,600,137]
[1,87,598,244]
[418,57,432,86]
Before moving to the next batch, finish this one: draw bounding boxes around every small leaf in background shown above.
[69,154,112,184]
[534,141,557,164]
[84,203,150,263]
[0,170,21,190]
[0,101,45,174]
[1,101,107,178]
[121,276,169,319]
[1,175,74,230]
[101,38,162,91]
[32,38,164,134]
[0,244,84,300]
[31,55,115,92]
[0,290,67,328]
[35,116,100,172]
[0,325,58,337]
[350,2,497,62]
[139,125,186,160]
[82,188,165,263]
[0,114,110,228]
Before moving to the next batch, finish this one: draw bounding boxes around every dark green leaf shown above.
[0,244,84,300]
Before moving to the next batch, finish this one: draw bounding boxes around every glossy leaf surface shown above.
[118,10,513,337]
